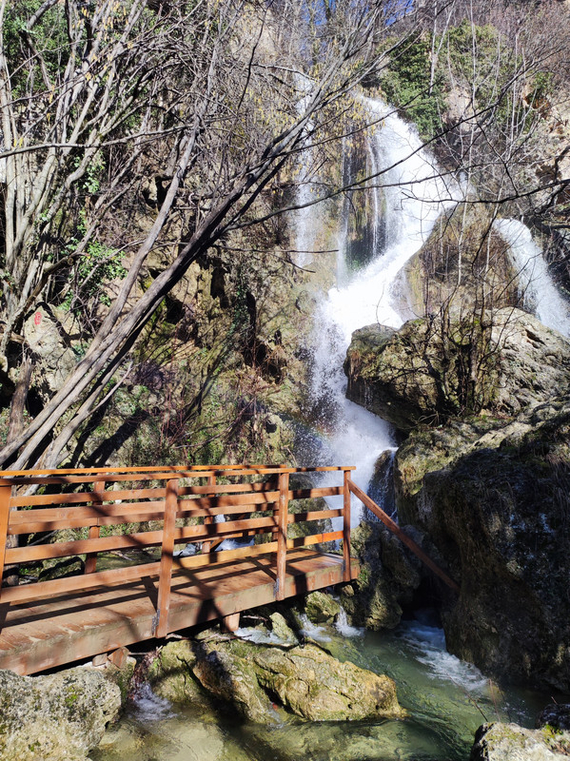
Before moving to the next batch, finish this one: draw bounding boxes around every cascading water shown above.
[494,218,570,338]
[307,99,457,522]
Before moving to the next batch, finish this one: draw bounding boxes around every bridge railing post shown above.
[275,470,289,601]
[201,473,216,555]
[0,484,12,597]
[154,478,179,638]
[343,469,351,582]
[85,480,104,574]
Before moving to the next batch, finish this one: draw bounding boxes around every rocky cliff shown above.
[345,308,570,690]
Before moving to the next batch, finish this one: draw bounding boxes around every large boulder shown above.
[154,633,405,724]
[0,667,121,761]
[395,397,570,690]
[345,309,570,430]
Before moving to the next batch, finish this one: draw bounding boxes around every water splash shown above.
[397,623,488,694]
[494,218,570,337]
[334,605,365,638]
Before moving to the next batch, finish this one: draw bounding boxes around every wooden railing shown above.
[348,480,460,592]
[0,465,355,637]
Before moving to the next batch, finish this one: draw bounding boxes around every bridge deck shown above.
[0,548,358,676]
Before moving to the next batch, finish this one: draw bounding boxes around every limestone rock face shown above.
[470,722,570,761]
[341,520,422,631]
[396,398,570,690]
[304,590,341,624]
[345,307,570,689]
[345,309,570,431]
[157,634,404,724]
[0,667,121,761]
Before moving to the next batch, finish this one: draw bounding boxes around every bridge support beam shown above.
[222,612,240,632]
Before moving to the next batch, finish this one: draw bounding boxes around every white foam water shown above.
[334,606,365,638]
[398,622,488,694]
[494,218,570,337]
[309,99,457,521]
[130,682,175,722]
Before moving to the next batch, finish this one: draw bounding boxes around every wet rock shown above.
[0,667,121,761]
[396,398,570,690]
[470,722,570,760]
[252,642,404,722]
[190,634,405,723]
[304,590,341,624]
[192,638,278,723]
[147,640,210,707]
[268,612,298,645]
[537,705,570,732]
[340,520,421,631]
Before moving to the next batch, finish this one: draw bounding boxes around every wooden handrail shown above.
[0,465,355,628]
[348,480,460,593]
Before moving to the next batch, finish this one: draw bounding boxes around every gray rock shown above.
[0,667,121,761]
[470,722,570,760]
[395,398,570,690]
[345,309,570,430]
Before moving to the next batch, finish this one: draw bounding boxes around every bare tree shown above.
[0,0,418,470]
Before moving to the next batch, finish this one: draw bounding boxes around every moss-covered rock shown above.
[146,640,211,707]
[252,642,404,722]
[303,590,341,624]
[181,631,405,724]
[345,308,570,430]
[397,398,570,690]
[0,667,121,761]
[470,722,570,760]
[340,520,421,631]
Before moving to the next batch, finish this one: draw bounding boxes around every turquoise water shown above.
[92,620,552,761]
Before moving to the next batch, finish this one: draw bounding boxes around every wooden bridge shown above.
[0,464,361,676]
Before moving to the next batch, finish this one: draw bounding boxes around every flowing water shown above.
[494,218,570,338]
[305,99,457,522]
[92,620,552,761]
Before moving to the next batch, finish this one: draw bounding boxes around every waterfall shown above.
[307,99,457,524]
[494,218,570,338]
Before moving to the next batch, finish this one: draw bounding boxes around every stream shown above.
[92,618,552,761]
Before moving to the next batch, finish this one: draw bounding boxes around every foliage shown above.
[379,33,447,140]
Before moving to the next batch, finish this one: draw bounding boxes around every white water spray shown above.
[494,218,570,338]
[307,100,457,522]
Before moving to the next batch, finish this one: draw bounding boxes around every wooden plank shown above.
[0,465,355,487]
[0,561,161,604]
[0,464,355,480]
[85,480,104,574]
[348,481,460,592]
[8,500,166,530]
[155,479,178,638]
[5,529,165,563]
[10,487,167,507]
[288,486,343,500]
[343,470,351,582]
[177,491,279,511]
[0,484,12,595]
[288,509,342,523]
[276,472,289,601]
[288,532,342,548]
[175,540,279,570]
